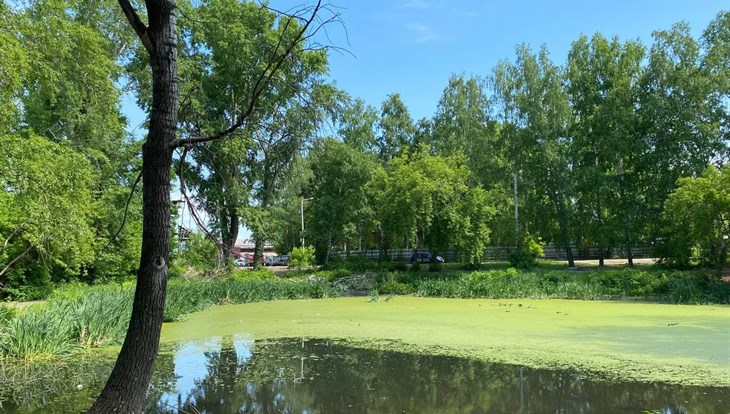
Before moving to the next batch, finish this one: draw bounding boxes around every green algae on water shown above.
[161,297,730,387]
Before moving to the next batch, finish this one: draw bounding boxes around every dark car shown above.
[409,252,444,264]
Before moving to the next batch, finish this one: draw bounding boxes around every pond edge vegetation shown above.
[1,262,728,361]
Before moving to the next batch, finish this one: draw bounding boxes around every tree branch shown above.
[170,0,324,149]
[0,244,34,280]
[177,147,227,253]
[103,170,143,251]
[118,0,152,53]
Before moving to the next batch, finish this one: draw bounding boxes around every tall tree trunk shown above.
[88,2,177,412]
[221,209,239,261]
[552,193,575,268]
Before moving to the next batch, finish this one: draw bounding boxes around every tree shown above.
[88,1,329,411]
[0,0,142,285]
[0,135,95,298]
[499,45,577,266]
[662,165,730,273]
[639,20,727,248]
[308,138,379,263]
[567,34,645,266]
[338,97,379,153]
[376,93,416,164]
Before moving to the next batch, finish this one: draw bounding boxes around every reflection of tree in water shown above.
[148,338,727,414]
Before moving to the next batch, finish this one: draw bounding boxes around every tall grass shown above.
[408,267,729,303]
[0,277,336,360]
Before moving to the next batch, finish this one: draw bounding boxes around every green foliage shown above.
[178,233,220,271]
[315,268,353,282]
[231,267,277,281]
[289,246,316,270]
[507,235,544,269]
[308,138,379,260]
[411,267,727,303]
[662,165,730,272]
[0,134,96,296]
[324,256,380,272]
[378,281,413,295]
[429,262,443,272]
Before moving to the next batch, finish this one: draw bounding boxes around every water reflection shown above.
[148,337,727,414]
[1,338,726,413]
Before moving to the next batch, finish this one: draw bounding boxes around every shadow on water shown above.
[1,337,727,413]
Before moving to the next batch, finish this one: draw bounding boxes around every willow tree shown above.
[88,1,330,412]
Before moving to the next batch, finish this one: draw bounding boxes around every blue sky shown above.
[312,0,727,121]
[124,1,728,134]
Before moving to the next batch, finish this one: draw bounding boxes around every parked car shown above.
[271,255,289,266]
[409,252,444,264]
[234,258,247,267]
[263,255,289,266]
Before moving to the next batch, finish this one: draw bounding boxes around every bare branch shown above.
[117,0,152,53]
[170,0,325,149]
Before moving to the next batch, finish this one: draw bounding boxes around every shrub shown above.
[390,261,407,272]
[231,267,277,281]
[379,282,413,295]
[325,256,378,272]
[429,262,443,272]
[507,235,544,270]
[315,269,353,281]
[290,246,316,270]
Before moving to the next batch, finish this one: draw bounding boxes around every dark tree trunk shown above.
[552,194,575,268]
[626,240,634,267]
[88,1,178,413]
[221,209,239,261]
[598,246,605,268]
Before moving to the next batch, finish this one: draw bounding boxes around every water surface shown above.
[2,337,727,413]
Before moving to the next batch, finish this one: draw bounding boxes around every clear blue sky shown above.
[311,0,727,121]
[124,1,728,134]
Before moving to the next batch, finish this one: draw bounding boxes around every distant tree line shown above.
[1,1,728,301]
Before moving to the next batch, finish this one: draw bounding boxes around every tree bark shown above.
[221,208,239,261]
[88,1,177,412]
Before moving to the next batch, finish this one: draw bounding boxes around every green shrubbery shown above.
[409,267,728,303]
[290,246,316,270]
[507,235,545,269]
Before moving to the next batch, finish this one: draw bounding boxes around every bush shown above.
[290,246,316,270]
[507,235,544,269]
[178,233,219,271]
[231,267,277,281]
[315,268,353,281]
[379,282,413,295]
[429,262,443,272]
[390,261,408,272]
[324,256,378,272]
[2,262,54,301]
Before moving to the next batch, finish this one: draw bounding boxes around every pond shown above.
[1,337,727,413]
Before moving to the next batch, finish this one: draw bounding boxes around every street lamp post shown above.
[300,197,313,247]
